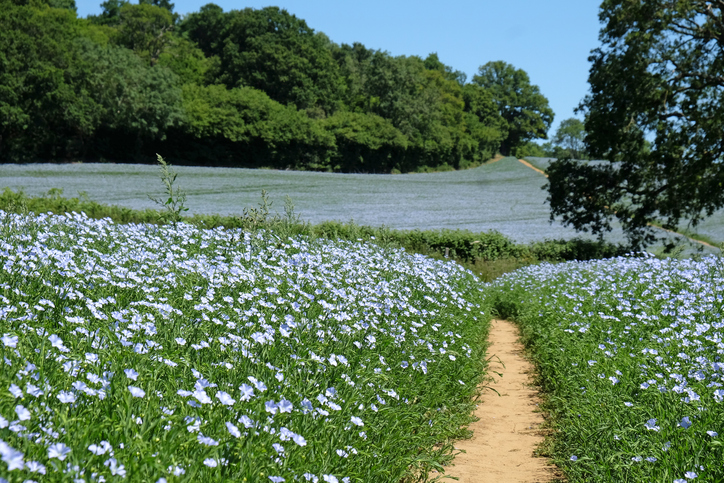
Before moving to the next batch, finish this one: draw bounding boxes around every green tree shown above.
[551,117,587,159]
[547,0,724,248]
[114,3,174,65]
[176,83,334,168]
[331,42,376,113]
[88,0,127,25]
[321,111,407,172]
[138,0,174,14]
[472,61,553,155]
[332,46,503,171]
[0,2,99,159]
[423,52,467,85]
[156,35,212,85]
[180,5,344,114]
[512,141,546,158]
[75,39,183,148]
[461,83,506,159]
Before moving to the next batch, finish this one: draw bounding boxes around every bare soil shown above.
[439,319,560,482]
[517,158,547,176]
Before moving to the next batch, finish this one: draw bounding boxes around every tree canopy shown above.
[547,0,724,248]
[472,61,554,156]
[550,118,587,160]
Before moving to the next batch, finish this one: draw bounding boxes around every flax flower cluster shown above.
[492,254,724,482]
[0,211,488,482]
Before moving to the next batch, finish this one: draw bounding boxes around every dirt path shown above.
[517,158,547,176]
[442,319,559,482]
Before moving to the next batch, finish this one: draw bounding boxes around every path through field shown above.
[444,319,559,482]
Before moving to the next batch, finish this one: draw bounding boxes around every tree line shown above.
[0,0,555,172]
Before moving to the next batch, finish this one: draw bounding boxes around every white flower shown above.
[48,443,71,461]
[203,458,218,467]
[88,441,112,455]
[216,391,235,406]
[8,384,22,398]
[0,441,24,471]
[226,421,241,438]
[644,419,660,431]
[193,388,212,405]
[350,416,364,427]
[265,400,278,414]
[278,399,293,413]
[128,386,146,398]
[15,405,31,421]
[197,433,219,446]
[1,334,18,348]
[57,391,76,404]
[25,460,46,474]
[105,457,126,477]
[239,384,255,401]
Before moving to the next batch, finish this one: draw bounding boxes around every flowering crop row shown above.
[0,211,490,482]
[489,255,724,482]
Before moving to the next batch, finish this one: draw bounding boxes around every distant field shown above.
[0,158,714,251]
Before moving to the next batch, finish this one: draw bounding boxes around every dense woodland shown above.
[0,0,555,172]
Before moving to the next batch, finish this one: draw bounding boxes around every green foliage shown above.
[511,141,546,158]
[539,141,571,159]
[320,111,408,172]
[0,2,183,161]
[550,1,724,249]
[423,52,467,85]
[332,49,503,171]
[148,154,188,226]
[176,83,334,168]
[156,36,212,85]
[0,2,90,160]
[552,117,587,160]
[75,38,183,155]
[180,5,343,113]
[472,61,554,155]
[113,2,174,65]
[88,0,129,25]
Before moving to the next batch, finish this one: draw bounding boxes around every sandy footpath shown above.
[441,319,559,482]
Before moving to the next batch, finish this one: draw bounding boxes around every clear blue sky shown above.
[75,0,603,140]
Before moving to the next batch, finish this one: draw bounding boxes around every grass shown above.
[487,254,724,482]
[0,209,491,482]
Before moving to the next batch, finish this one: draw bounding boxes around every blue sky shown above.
[75,0,603,139]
